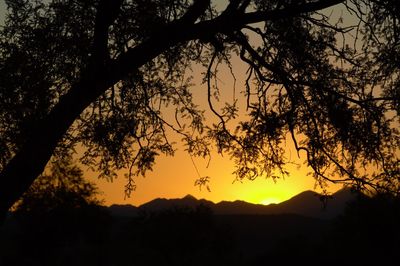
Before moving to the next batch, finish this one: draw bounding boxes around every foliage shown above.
[13,156,102,213]
[2,157,111,266]
[327,192,400,263]
[0,0,399,211]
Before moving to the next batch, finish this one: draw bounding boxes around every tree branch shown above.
[92,0,124,63]
[0,0,348,221]
[241,0,345,25]
[180,0,210,24]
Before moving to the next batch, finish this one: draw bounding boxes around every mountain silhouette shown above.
[108,188,355,219]
[108,204,139,217]
[270,189,355,218]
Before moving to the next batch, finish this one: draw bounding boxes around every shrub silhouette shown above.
[328,193,400,263]
[0,157,111,266]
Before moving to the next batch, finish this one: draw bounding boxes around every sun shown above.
[260,198,280,205]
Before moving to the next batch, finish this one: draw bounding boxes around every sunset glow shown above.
[86,144,341,206]
[80,8,345,207]
[260,198,280,205]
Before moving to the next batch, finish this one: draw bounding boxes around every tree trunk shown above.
[0,20,194,224]
[0,0,343,224]
[0,72,107,222]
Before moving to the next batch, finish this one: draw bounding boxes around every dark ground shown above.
[1,195,399,266]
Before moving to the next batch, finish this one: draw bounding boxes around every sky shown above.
[87,145,335,206]
[0,0,345,207]
[86,53,342,207]
[84,1,351,206]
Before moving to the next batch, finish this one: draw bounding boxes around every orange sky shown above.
[85,53,344,206]
[87,145,341,206]
[84,4,354,205]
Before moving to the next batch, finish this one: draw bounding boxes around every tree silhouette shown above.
[1,156,111,266]
[13,155,102,213]
[328,192,400,263]
[0,0,399,221]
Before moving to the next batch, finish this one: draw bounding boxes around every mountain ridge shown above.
[108,188,355,219]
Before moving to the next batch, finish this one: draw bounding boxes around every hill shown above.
[109,188,355,219]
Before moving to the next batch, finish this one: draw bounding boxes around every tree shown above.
[2,157,111,266]
[13,155,102,213]
[0,0,399,222]
[328,192,400,263]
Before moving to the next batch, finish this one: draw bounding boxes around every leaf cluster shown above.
[0,0,398,196]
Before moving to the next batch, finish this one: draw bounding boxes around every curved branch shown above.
[0,0,349,221]
[241,0,344,24]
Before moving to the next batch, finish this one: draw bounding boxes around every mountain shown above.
[108,204,139,217]
[115,188,355,219]
[266,189,355,219]
[138,194,214,212]
[212,188,354,218]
